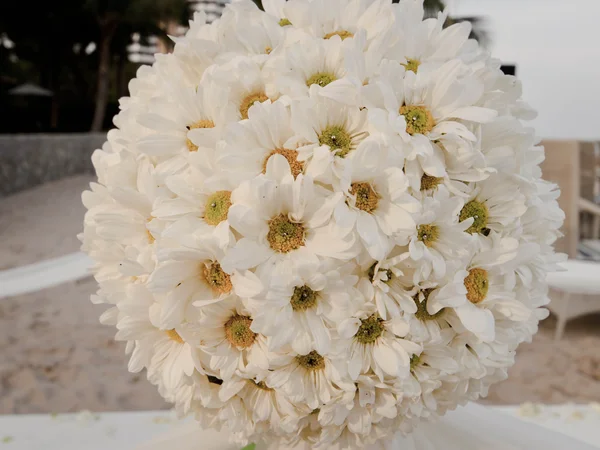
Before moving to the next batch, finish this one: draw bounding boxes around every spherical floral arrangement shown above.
[81,0,565,448]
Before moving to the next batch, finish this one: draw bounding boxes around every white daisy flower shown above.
[136,80,235,160]
[451,237,530,342]
[290,93,369,185]
[408,186,472,281]
[334,143,420,260]
[153,155,236,247]
[219,100,303,183]
[404,266,467,343]
[267,348,354,410]
[383,1,478,72]
[358,252,418,320]
[237,259,361,355]
[348,375,399,433]
[219,374,305,433]
[338,307,421,381]
[114,285,205,391]
[267,35,359,104]
[366,59,497,163]
[222,156,356,274]
[204,56,273,121]
[458,174,527,238]
[284,0,394,44]
[217,1,286,61]
[198,297,271,380]
[147,235,233,328]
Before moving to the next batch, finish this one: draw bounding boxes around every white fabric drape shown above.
[136,402,598,450]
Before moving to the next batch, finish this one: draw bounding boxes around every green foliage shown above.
[241,444,256,450]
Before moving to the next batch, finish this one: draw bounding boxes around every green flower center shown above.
[263,148,303,178]
[324,30,354,40]
[402,58,421,73]
[318,125,353,158]
[400,105,435,135]
[296,351,325,371]
[367,262,393,283]
[240,91,269,120]
[350,182,379,213]
[267,214,305,253]
[417,224,440,247]
[224,315,256,348]
[203,262,232,295]
[204,191,232,226]
[166,329,184,344]
[290,285,318,311]
[410,353,421,370]
[420,174,443,191]
[355,314,385,344]
[413,289,444,321]
[307,72,337,88]
[459,200,490,235]
[185,120,215,152]
[464,268,489,304]
[279,18,292,27]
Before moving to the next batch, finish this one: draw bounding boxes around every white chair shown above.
[546,259,600,340]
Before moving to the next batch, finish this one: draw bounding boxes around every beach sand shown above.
[1,176,599,414]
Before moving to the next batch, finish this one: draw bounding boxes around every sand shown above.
[1,176,599,414]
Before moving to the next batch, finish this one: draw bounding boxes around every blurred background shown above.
[0,0,599,415]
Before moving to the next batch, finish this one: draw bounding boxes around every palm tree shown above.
[86,0,190,131]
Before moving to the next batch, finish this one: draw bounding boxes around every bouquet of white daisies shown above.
[81,0,564,448]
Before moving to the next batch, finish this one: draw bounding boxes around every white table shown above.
[546,259,600,340]
[1,405,599,449]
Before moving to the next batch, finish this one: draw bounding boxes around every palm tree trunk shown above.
[91,18,117,132]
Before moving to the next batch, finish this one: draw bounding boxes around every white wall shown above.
[448,0,600,141]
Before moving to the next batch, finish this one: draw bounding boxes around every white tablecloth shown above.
[1,405,599,449]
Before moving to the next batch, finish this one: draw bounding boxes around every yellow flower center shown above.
[354,314,384,344]
[319,125,353,157]
[413,289,444,321]
[186,120,215,152]
[279,18,292,27]
[263,148,304,178]
[459,200,490,235]
[240,91,269,120]
[402,58,421,73]
[290,285,318,311]
[296,351,325,371]
[464,268,489,304]
[166,329,184,344]
[204,191,232,226]
[350,182,379,213]
[203,262,232,295]
[267,214,305,253]
[306,72,337,88]
[224,315,256,348]
[400,105,435,135]
[417,224,440,247]
[265,46,272,54]
[410,353,421,370]
[324,30,354,40]
[420,174,443,191]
